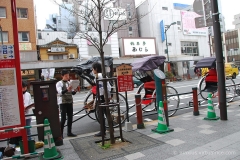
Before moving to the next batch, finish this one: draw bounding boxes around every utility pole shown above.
[211,0,227,120]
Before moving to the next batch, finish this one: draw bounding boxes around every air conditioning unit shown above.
[69,54,75,59]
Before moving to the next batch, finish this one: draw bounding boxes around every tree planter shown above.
[95,138,130,149]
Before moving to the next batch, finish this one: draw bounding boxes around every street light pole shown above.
[164,22,176,71]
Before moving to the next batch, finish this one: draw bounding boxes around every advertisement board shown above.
[181,11,208,36]
[122,38,157,56]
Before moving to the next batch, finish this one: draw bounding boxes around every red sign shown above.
[116,64,134,92]
[0,60,15,68]
[117,75,134,92]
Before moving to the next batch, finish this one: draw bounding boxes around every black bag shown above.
[9,136,22,145]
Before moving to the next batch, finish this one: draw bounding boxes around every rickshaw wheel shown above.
[84,92,97,120]
[136,83,157,112]
[166,86,180,117]
[95,92,128,128]
[199,76,236,103]
[225,78,236,103]
[199,76,209,101]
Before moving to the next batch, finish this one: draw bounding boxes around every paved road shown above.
[1,77,240,144]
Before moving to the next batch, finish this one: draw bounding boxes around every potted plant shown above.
[164,71,174,81]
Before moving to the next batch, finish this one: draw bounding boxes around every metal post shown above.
[161,79,169,126]
[0,25,3,45]
[135,94,144,129]
[125,91,129,122]
[192,87,199,116]
[165,30,169,62]
[211,0,227,120]
[154,73,163,110]
[11,0,29,153]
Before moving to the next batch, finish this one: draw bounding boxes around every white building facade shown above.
[233,13,240,29]
[137,0,211,77]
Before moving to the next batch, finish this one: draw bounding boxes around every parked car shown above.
[133,77,143,88]
[225,63,239,79]
[201,63,239,79]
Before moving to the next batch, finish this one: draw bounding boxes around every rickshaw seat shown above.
[142,94,153,105]
[144,81,156,90]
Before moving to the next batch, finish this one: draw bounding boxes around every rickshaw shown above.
[131,55,180,117]
[71,57,128,128]
[196,57,236,102]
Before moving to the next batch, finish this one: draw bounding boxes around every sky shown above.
[35,0,240,30]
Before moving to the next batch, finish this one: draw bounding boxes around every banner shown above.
[181,11,207,36]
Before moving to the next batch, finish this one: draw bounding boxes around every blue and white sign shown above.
[160,20,165,42]
[0,45,15,59]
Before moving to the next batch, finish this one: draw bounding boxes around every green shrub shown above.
[164,71,174,79]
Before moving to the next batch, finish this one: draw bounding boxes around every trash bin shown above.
[19,140,36,154]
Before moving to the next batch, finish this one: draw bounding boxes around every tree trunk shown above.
[100,52,115,144]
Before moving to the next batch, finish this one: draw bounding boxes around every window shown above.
[18,32,29,42]
[0,7,6,18]
[0,32,8,42]
[181,41,199,56]
[162,7,168,10]
[38,33,42,39]
[17,8,28,18]
[53,55,63,60]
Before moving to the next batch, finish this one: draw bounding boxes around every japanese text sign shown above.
[116,64,133,92]
[123,38,156,56]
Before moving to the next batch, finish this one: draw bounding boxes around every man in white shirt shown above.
[22,81,32,140]
[56,69,77,137]
[92,62,111,137]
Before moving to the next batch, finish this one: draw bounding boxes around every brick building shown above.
[0,0,39,81]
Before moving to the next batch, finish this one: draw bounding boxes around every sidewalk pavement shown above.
[34,100,240,160]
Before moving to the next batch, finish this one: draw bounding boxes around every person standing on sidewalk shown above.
[56,69,77,137]
[22,81,33,140]
[92,62,111,137]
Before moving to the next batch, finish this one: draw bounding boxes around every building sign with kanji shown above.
[116,64,133,92]
[51,47,65,52]
[122,38,157,56]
